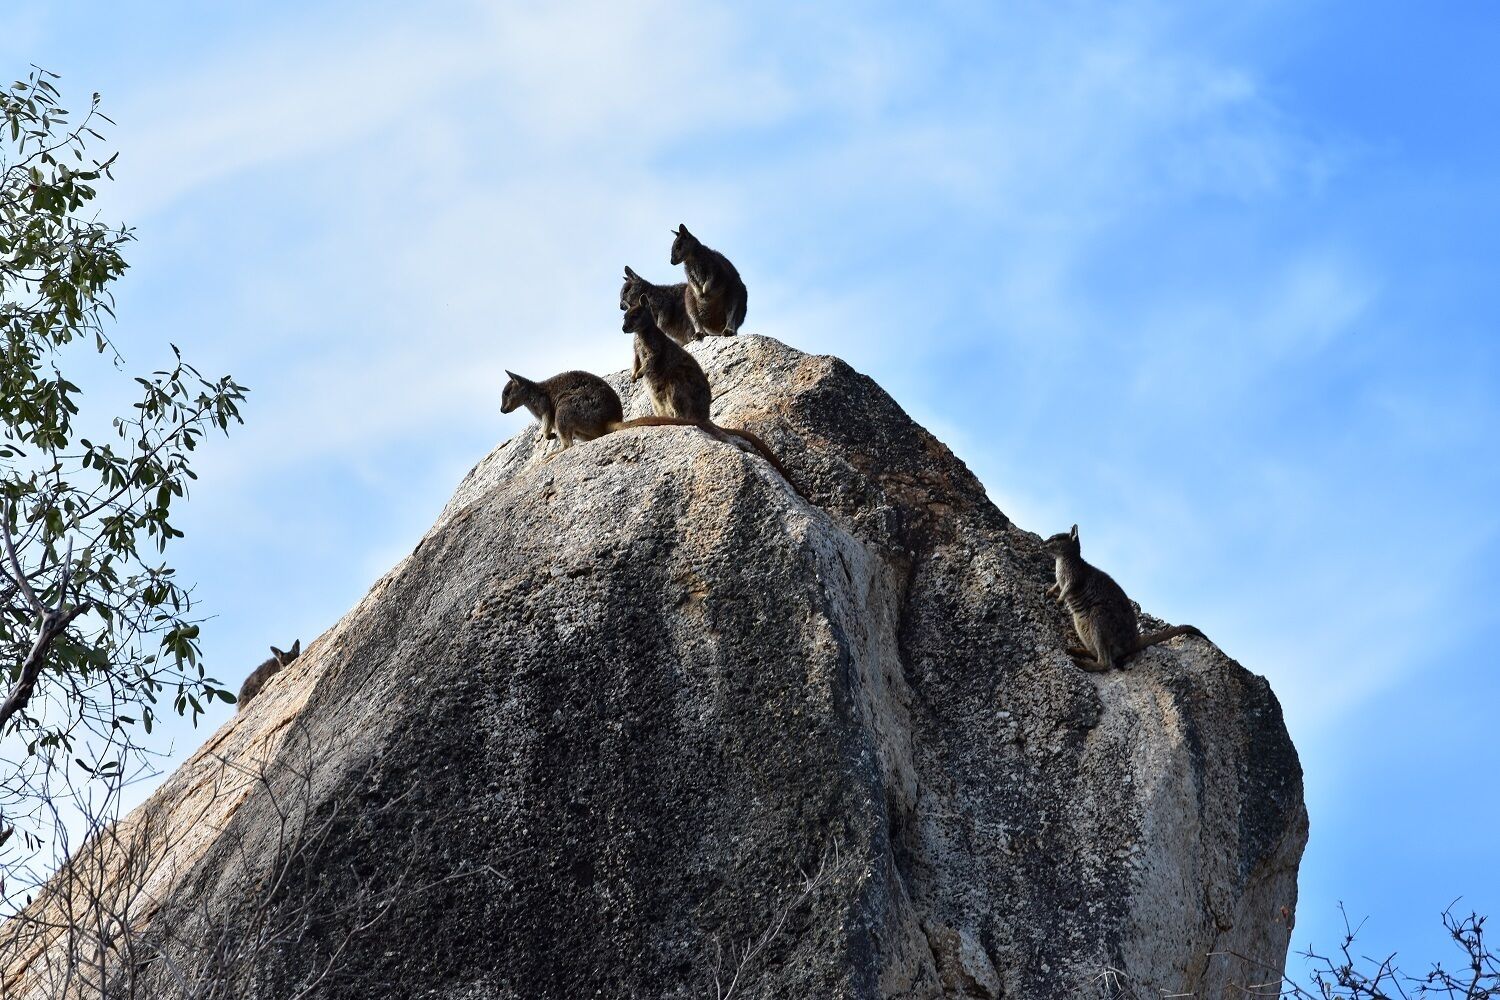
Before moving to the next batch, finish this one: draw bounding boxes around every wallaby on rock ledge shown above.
[238,640,300,711]
[500,369,697,455]
[621,301,800,496]
[1042,525,1204,672]
[669,224,748,339]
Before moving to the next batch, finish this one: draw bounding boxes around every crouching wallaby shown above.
[501,369,709,456]
[1041,525,1204,672]
[670,224,748,338]
[622,300,800,496]
[238,640,300,711]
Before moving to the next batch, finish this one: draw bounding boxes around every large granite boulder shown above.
[3,335,1305,999]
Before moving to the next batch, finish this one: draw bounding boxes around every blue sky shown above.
[4,0,1498,977]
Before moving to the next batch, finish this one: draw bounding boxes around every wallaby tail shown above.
[1128,624,1206,655]
[613,416,700,431]
[611,417,804,500]
[711,424,804,499]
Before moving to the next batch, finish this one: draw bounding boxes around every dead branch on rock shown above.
[709,841,856,1000]
[0,720,474,999]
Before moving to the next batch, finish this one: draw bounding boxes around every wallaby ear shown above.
[290,639,301,656]
[270,645,285,659]
[624,265,638,279]
[635,294,649,308]
[504,370,524,385]
[1069,524,1079,540]
[676,223,691,237]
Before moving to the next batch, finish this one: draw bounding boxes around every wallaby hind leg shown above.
[685,297,707,340]
[542,430,575,463]
[1089,635,1116,672]
[729,297,747,336]
[1070,653,1110,672]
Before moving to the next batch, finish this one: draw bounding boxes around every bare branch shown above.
[709,841,855,1000]
[1,505,44,617]
[0,720,471,999]
[0,603,89,736]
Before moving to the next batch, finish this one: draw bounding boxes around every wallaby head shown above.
[269,639,301,667]
[1041,524,1082,560]
[622,298,656,335]
[501,370,539,413]
[669,224,699,265]
[620,266,644,310]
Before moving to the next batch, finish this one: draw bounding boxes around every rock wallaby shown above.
[500,370,697,455]
[621,301,800,495]
[620,265,695,351]
[238,640,300,711]
[669,224,748,338]
[1041,525,1204,672]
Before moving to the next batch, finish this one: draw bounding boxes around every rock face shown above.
[6,336,1306,998]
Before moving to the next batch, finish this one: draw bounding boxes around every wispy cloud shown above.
[96,0,1365,634]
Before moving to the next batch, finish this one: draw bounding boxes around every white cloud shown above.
[108,9,496,218]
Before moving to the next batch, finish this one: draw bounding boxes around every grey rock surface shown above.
[7,335,1306,998]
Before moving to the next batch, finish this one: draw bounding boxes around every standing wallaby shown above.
[1041,525,1204,672]
[669,224,748,338]
[238,640,300,711]
[501,369,728,456]
[622,301,800,495]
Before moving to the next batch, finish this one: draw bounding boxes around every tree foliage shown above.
[0,67,246,840]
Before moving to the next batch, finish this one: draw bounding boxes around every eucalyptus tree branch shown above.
[0,66,244,868]
[2,504,44,615]
[0,527,91,734]
[71,396,223,525]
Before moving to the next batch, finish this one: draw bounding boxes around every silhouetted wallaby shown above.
[238,640,300,711]
[1041,525,1204,672]
[670,224,748,338]
[621,301,799,496]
